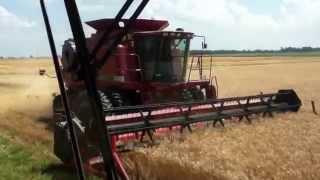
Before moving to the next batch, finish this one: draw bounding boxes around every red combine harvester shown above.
[61,19,216,105]
[40,0,301,179]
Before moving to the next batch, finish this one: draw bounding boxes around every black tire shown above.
[109,92,123,107]
[181,89,194,102]
[52,95,64,122]
[99,91,113,111]
[53,90,112,164]
[53,118,87,164]
[190,88,205,101]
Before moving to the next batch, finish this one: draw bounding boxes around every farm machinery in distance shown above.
[40,0,301,179]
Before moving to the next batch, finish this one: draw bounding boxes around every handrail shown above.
[188,55,215,81]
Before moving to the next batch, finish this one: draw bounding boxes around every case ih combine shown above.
[40,0,301,179]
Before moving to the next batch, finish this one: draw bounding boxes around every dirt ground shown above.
[1,57,320,179]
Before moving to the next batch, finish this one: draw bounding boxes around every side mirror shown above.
[202,42,207,49]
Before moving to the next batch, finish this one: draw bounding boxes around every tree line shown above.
[191,47,320,55]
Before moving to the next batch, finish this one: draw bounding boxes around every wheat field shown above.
[1,57,320,179]
[123,56,320,180]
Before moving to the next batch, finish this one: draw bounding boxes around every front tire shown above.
[53,91,112,164]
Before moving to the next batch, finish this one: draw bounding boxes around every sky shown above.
[0,0,320,57]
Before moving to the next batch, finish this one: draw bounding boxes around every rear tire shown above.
[181,89,194,102]
[53,91,112,164]
[52,95,63,122]
[109,92,123,107]
[190,88,205,101]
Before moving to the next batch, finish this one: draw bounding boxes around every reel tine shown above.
[180,124,192,133]
[139,110,154,142]
[269,112,274,118]
[245,115,252,124]
[263,111,273,118]
[178,106,193,134]
[135,132,139,140]
[206,122,211,128]
[220,119,225,127]
[147,130,154,143]
[260,94,274,118]
[140,130,153,143]
[262,111,267,117]
[180,125,184,134]
[140,130,146,142]
[187,124,192,133]
[213,119,224,127]
[239,116,244,122]
[213,120,217,127]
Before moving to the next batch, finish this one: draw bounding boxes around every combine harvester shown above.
[40,0,301,179]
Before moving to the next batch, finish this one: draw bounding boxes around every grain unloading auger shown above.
[40,0,301,179]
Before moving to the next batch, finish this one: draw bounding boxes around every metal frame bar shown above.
[209,56,213,82]
[39,0,85,179]
[179,106,193,133]
[214,76,219,98]
[189,55,213,81]
[95,0,150,69]
[89,0,134,61]
[187,56,195,82]
[63,0,118,179]
[139,111,153,142]
[41,0,151,178]
[213,101,225,127]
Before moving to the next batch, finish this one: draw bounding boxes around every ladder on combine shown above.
[188,55,219,97]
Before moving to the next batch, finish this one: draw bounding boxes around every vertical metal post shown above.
[199,55,203,79]
[39,0,86,179]
[90,0,134,60]
[209,56,213,81]
[196,56,202,80]
[312,101,318,115]
[96,0,150,68]
[214,76,219,98]
[63,0,118,179]
[188,56,194,82]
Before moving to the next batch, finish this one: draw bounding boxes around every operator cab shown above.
[134,31,193,82]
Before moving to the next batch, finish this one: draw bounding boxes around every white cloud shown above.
[139,0,320,49]
[77,0,120,14]
[0,5,38,56]
[0,6,35,30]
[2,0,320,56]
[40,0,320,50]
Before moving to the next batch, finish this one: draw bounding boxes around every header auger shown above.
[40,0,301,179]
